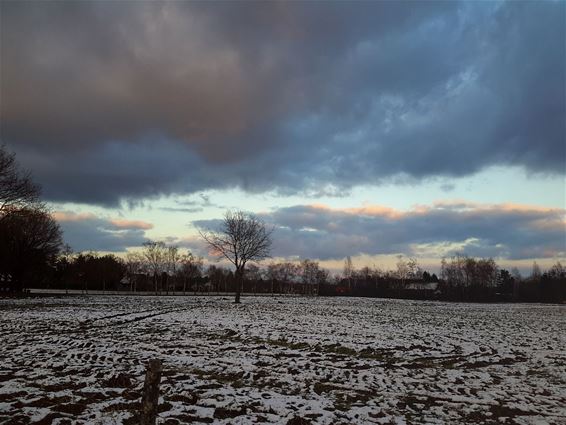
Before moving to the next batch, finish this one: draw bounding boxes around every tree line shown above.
[25,245,566,305]
[319,255,565,303]
[45,242,206,295]
[31,242,332,298]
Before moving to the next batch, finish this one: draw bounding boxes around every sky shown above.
[1,0,565,274]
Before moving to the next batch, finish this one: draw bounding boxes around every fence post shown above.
[140,359,162,425]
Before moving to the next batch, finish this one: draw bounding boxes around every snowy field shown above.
[0,296,565,425]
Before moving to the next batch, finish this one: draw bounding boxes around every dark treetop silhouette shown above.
[0,144,40,219]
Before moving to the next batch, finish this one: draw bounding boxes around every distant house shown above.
[404,281,438,291]
[403,281,440,298]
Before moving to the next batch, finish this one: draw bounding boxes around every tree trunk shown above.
[235,268,243,304]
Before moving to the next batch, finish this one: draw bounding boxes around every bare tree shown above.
[266,261,299,294]
[199,210,272,303]
[0,145,40,219]
[124,252,144,292]
[396,255,410,286]
[441,255,499,298]
[266,262,278,296]
[180,252,203,295]
[142,241,167,294]
[245,263,262,295]
[300,259,327,296]
[406,257,421,280]
[315,267,329,295]
[164,245,181,294]
[343,256,354,290]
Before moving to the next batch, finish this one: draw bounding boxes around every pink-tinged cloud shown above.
[52,211,97,222]
[52,211,151,252]
[53,211,153,231]
[305,201,565,222]
[310,203,402,219]
[110,219,153,230]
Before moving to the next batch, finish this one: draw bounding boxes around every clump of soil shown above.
[105,373,133,388]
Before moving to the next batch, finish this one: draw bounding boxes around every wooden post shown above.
[140,359,162,425]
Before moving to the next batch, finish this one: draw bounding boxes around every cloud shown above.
[53,200,565,261]
[158,193,228,214]
[160,207,204,214]
[53,210,151,252]
[52,211,97,222]
[222,201,565,261]
[110,218,153,230]
[1,1,564,205]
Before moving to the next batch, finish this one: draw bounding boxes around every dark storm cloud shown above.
[1,1,564,205]
[14,139,300,206]
[53,211,152,252]
[251,203,564,261]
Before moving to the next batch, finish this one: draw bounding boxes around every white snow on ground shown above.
[0,296,564,424]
